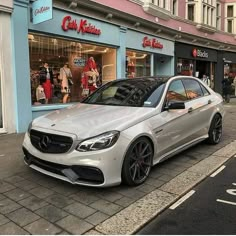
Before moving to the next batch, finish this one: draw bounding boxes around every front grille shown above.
[23,147,104,184]
[30,129,73,153]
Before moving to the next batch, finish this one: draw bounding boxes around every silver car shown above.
[23,76,225,187]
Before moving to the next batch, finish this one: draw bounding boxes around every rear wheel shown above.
[122,137,153,186]
[206,114,222,145]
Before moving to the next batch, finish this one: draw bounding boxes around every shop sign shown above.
[61,16,101,35]
[142,36,163,49]
[73,58,86,67]
[32,0,52,25]
[192,48,208,58]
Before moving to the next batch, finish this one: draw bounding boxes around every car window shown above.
[200,83,210,96]
[143,84,165,107]
[182,79,203,100]
[82,78,167,107]
[166,80,188,102]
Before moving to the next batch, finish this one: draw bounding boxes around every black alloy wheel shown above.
[207,114,223,145]
[122,137,153,186]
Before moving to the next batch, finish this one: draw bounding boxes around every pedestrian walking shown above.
[202,74,211,87]
[222,75,232,103]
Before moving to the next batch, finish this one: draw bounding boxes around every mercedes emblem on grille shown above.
[39,135,51,150]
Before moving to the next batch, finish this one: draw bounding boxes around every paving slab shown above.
[0,222,29,235]
[6,207,40,227]
[56,215,93,235]
[35,205,68,223]
[23,218,62,235]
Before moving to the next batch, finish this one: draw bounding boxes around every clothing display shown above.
[59,66,72,94]
[83,57,99,87]
[36,85,46,104]
[39,64,54,101]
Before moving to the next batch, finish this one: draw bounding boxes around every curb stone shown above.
[94,140,236,235]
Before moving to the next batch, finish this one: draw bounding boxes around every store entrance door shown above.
[196,60,210,79]
[0,70,4,132]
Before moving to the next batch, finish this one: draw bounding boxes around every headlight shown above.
[27,121,33,135]
[76,131,120,152]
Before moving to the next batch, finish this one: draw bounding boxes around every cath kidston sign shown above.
[32,0,52,24]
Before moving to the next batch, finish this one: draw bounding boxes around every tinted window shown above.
[182,79,203,100]
[82,78,167,107]
[200,83,210,96]
[166,80,188,102]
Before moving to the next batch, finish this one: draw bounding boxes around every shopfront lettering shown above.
[34,6,50,16]
[192,48,208,58]
[61,16,101,35]
[142,37,163,49]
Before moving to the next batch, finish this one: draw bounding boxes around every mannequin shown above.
[39,62,54,104]
[83,57,99,88]
[59,62,72,103]
[36,82,46,104]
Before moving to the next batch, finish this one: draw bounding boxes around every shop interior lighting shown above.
[130,54,147,59]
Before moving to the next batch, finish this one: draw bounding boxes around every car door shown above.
[181,78,214,140]
[151,79,192,161]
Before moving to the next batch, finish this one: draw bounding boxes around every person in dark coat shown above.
[222,75,232,103]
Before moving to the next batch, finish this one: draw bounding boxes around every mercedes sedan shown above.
[23,76,225,187]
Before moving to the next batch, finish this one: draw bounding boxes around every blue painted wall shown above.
[12,0,32,133]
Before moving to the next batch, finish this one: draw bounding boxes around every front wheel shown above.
[122,137,153,186]
[206,114,222,145]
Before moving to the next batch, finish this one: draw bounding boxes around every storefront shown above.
[126,31,174,78]
[11,1,175,133]
[11,2,123,132]
[175,42,217,91]
[217,51,236,96]
[0,0,14,133]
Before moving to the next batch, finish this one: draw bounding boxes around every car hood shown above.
[32,103,156,139]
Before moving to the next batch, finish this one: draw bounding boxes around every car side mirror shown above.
[164,101,185,111]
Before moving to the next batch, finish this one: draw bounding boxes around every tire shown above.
[206,114,222,145]
[121,137,153,186]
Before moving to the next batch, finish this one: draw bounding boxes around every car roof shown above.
[112,76,171,84]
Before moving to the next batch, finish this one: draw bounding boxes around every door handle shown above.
[188,107,193,113]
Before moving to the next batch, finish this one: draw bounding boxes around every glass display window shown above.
[176,58,194,76]
[28,34,117,105]
[126,50,151,78]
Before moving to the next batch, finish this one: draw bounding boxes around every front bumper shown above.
[22,131,130,187]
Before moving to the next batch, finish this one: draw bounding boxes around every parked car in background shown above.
[23,76,225,187]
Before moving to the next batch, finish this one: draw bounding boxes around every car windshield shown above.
[82,77,167,107]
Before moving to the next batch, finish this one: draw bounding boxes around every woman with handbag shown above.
[59,62,73,103]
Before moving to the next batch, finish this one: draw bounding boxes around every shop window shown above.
[126,50,151,78]
[176,59,194,76]
[28,34,116,105]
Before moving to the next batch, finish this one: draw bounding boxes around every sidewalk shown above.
[0,103,236,235]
